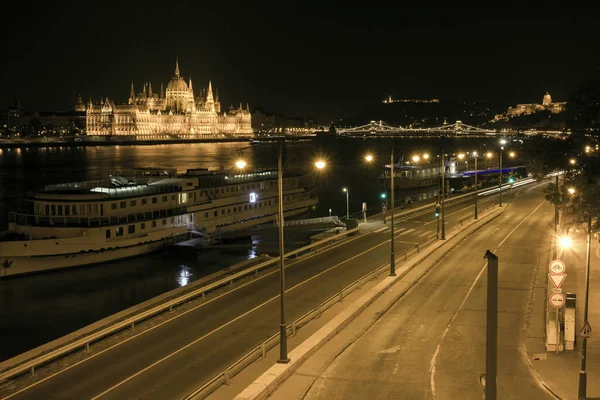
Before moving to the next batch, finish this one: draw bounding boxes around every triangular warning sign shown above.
[580,320,592,338]
[549,274,566,288]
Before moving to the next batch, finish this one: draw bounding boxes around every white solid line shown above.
[428,200,547,398]
[374,227,388,233]
[1,231,374,400]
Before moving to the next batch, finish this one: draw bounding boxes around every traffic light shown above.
[380,192,387,199]
[435,202,440,217]
[508,177,515,184]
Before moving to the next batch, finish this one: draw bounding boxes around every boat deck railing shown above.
[8,206,189,229]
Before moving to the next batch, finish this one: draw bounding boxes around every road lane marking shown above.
[1,231,375,399]
[418,231,431,237]
[394,228,415,238]
[89,234,395,399]
[429,199,547,399]
[374,227,388,233]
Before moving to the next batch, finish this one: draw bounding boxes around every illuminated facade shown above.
[86,59,252,137]
[494,91,566,121]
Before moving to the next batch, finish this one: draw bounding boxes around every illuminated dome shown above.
[166,58,188,92]
[543,91,552,106]
[167,76,188,92]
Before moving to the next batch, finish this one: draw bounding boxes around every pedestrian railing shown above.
[0,226,362,383]
[183,233,439,400]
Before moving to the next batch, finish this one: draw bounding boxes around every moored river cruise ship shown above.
[0,167,318,277]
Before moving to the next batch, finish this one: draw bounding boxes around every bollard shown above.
[131,322,135,330]
[85,342,90,352]
[261,342,266,359]
[170,305,173,312]
[224,369,231,385]
[316,306,321,319]
[30,366,35,377]
[340,290,344,302]
[417,244,420,253]
[292,322,296,336]
[405,252,408,261]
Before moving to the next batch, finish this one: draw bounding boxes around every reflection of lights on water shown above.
[248,246,257,260]
[177,265,192,287]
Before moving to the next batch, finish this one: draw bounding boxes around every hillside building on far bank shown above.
[494,91,566,121]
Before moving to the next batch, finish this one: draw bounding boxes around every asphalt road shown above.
[0,188,520,400]
[304,183,555,400]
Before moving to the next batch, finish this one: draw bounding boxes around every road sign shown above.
[580,320,592,338]
[549,292,566,308]
[549,273,567,288]
[552,288,563,293]
[549,259,566,274]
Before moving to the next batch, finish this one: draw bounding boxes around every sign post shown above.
[549,259,567,354]
[484,250,498,400]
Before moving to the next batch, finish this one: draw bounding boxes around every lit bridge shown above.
[336,120,511,136]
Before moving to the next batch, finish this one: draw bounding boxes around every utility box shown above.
[345,218,358,232]
[564,293,576,350]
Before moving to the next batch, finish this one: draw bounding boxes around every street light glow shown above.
[412,155,420,162]
[568,187,576,195]
[509,151,516,158]
[458,153,465,160]
[342,187,347,192]
[570,158,576,165]
[423,154,430,160]
[235,159,247,169]
[472,151,478,156]
[315,160,326,169]
[365,154,373,162]
[559,236,572,249]
[486,152,493,158]
[500,139,507,145]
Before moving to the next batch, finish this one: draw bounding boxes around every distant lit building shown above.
[7,101,22,132]
[494,91,566,121]
[383,95,440,104]
[86,59,252,137]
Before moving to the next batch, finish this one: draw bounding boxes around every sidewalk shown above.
[524,228,600,400]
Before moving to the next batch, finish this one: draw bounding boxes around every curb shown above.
[234,206,506,400]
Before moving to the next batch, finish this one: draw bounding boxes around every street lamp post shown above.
[441,151,446,240]
[276,140,290,363]
[578,213,592,399]
[390,147,396,276]
[498,139,507,208]
[342,188,349,220]
[474,152,479,219]
[236,143,326,365]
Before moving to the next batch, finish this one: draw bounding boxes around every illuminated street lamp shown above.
[412,155,420,162]
[342,187,349,219]
[236,142,325,364]
[364,154,374,163]
[570,158,577,165]
[568,187,576,195]
[558,236,572,249]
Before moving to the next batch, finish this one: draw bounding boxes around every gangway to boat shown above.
[219,216,346,240]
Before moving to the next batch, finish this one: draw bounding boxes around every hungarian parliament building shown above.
[86,59,252,137]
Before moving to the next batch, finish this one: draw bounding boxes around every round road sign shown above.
[549,259,566,274]
[549,292,566,308]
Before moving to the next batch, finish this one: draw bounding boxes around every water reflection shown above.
[177,264,192,287]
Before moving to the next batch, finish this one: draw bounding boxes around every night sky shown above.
[2,2,599,122]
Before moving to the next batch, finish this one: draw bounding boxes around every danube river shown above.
[0,136,504,361]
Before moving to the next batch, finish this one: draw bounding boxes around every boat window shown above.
[72,205,77,215]
[152,221,157,228]
[142,198,147,205]
[141,223,145,230]
[116,226,124,236]
[100,204,103,216]
[130,200,136,207]
[214,211,218,217]
[152,197,157,204]
[111,203,117,210]
[58,205,63,215]
[65,206,70,216]
[128,225,135,234]
[45,204,49,215]
[105,229,111,239]
[162,219,166,225]
[120,201,126,209]
[244,205,247,210]
[162,196,167,202]
[221,209,225,215]
[204,212,208,218]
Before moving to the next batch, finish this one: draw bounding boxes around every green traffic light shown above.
[381,193,386,199]
[509,178,514,183]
